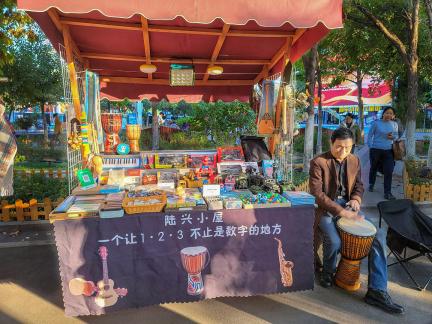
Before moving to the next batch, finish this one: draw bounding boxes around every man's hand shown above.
[347,200,360,211]
[339,208,364,221]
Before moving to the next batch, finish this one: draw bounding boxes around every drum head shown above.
[337,218,376,237]
[181,246,207,255]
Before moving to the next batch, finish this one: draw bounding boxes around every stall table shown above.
[53,206,314,316]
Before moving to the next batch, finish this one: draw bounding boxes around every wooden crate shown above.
[14,169,67,179]
[294,179,309,192]
[403,167,432,202]
[0,198,64,222]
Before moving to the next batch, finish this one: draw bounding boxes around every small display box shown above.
[205,196,223,210]
[188,152,217,169]
[217,146,245,163]
[142,173,158,185]
[154,153,188,169]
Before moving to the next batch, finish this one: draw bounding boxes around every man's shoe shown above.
[364,289,404,314]
[319,272,333,288]
[368,185,374,192]
[384,193,396,200]
[377,171,383,177]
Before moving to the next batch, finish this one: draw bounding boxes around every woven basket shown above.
[122,194,166,214]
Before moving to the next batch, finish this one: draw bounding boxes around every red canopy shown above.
[18,0,343,102]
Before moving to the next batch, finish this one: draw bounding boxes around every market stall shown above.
[18,0,343,316]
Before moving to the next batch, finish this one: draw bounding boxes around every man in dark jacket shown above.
[309,127,404,314]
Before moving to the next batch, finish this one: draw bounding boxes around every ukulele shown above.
[95,246,119,307]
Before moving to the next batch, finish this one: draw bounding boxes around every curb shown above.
[0,240,54,248]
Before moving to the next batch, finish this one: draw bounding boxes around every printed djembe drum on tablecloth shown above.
[126,124,141,153]
[335,217,377,291]
[101,113,122,153]
[180,246,210,295]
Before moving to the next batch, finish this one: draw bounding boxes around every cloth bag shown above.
[392,140,406,160]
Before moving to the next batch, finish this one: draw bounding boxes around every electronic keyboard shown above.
[102,155,141,169]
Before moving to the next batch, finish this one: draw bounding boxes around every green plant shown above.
[189,100,256,145]
[14,115,36,130]
[159,132,215,150]
[292,171,309,187]
[11,174,68,202]
[405,160,432,185]
[294,131,330,153]
[14,154,25,163]
[17,143,66,162]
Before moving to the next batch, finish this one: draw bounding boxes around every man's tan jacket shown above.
[309,152,364,227]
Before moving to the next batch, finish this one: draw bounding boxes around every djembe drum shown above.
[335,217,377,291]
[180,246,210,295]
[126,124,141,153]
[69,278,96,296]
[101,113,122,153]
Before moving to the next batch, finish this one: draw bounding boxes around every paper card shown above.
[203,184,221,197]
[157,182,175,190]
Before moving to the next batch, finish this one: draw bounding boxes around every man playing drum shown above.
[309,127,404,314]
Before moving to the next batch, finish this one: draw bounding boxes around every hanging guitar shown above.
[258,83,275,135]
[95,246,128,307]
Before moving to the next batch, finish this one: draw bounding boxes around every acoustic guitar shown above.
[95,246,119,307]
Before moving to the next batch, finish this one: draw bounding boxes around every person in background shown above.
[0,98,17,197]
[158,112,166,126]
[309,127,404,314]
[340,113,361,153]
[367,107,399,200]
[53,113,62,145]
[377,114,404,177]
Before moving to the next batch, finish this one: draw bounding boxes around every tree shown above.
[0,0,36,75]
[319,15,385,140]
[189,100,256,146]
[151,101,159,149]
[316,53,324,154]
[0,28,63,145]
[352,0,420,157]
[302,45,318,173]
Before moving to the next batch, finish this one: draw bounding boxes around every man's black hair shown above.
[345,113,354,119]
[53,113,58,117]
[331,127,354,143]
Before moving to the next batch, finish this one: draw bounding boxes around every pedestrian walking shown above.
[52,113,62,145]
[367,107,400,200]
[340,113,361,153]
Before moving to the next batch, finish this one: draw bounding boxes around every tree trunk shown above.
[152,102,159,150]
[41,102,49,147]
[354,0,419,157]
[316,60,323,155]
[302,45,318,173]
[406,66,418,158]
[356,71,364,144]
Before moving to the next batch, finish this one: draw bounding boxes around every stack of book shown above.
[100,192,125,218]
[283,191,315,206]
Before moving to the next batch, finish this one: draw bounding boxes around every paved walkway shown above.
[356,146,405,208]
[0,241,430,324]
[0,147,431,323]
